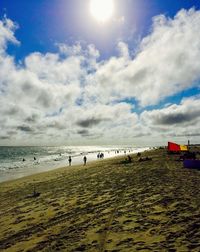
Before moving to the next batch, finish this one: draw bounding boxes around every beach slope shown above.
[0,148,200,251]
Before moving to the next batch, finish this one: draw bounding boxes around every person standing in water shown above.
[83,156,87,165]
[68,156,72,166]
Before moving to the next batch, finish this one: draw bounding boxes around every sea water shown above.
[0,146,149,183]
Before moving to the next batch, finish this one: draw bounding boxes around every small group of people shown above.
[97,153,104,159]
[68,155,87,166]
[22,156,37,162]
[138,156,152,162]
[178,151,196,161]
[123,154,152,163]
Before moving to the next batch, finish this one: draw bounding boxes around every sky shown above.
[0,0,200,146]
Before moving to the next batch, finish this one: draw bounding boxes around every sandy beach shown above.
[0,148,200,251]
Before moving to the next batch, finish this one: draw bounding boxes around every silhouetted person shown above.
[34,157,36,161]
[22,158,25,162]
[127,155,132,163]
[83,156,87,165]
[68,156,72,166]
[33,186,40,197]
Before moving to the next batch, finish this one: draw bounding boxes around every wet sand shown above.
[0,148,200,251]
[0,147,149,183]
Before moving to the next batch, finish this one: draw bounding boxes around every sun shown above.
[90,0,114,22]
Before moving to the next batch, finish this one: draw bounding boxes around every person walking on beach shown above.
[68,156,72,166]
[83,156,87,165]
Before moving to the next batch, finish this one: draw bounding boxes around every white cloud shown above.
[87,8,200,106]
[141,96,200,126]
[140,96,200,144]
[0,17,19,54]
[117,41,130,59]
[1,10,200,145]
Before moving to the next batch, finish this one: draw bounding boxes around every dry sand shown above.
[0,148,200,251]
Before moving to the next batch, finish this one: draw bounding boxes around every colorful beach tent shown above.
[168,142,188,152]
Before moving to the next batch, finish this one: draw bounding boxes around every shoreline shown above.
[0,154,120,186]
[0,147,150,184]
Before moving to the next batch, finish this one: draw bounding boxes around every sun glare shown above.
[90,0,114,22]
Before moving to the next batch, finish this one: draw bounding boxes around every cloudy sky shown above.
[0,0,200,146]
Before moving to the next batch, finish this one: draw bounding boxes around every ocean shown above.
[0,145,149,183]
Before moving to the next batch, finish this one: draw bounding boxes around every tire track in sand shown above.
[99,188,126,252]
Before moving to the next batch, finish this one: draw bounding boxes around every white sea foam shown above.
[0,146,150,183]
